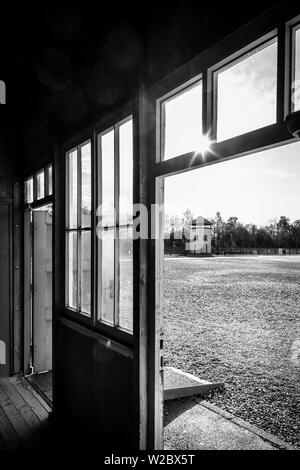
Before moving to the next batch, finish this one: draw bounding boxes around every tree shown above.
[223,217,239,250]
[255,228,273,248]
[234,223,251,249]
[277,216,291,248]
[211,212,224,253]
[291,220,300,249]
[182,208,193,241]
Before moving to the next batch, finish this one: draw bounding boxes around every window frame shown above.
[287,15,300,113]
[96,115,134,335]
[144,8,300,450]
[24,176,34,204]
[210,30,278,142]
[65,139,93,319]
[24,164,54,209]
[63,114,134,344]
[157,74,203,162]
[35,168,45,201]
[45,163,53,197]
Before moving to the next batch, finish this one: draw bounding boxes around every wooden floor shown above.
[27,371,53,405]
[0,375,52,449]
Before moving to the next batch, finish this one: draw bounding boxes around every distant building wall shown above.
[185,217,212,254]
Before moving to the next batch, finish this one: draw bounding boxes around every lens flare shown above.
[197,134,211,154]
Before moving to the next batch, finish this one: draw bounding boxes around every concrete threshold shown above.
[164,396,298,450]
[164,367,225,401]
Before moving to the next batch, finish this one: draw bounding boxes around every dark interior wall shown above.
[0,121,13,378]
[55,324,134,449]
[145,1,278,86]
[2,1,146,170]
[3,1,279,168]
[0,123,13,201]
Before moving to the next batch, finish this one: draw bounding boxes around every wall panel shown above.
[0,203,11,377]
[55,322,135,449]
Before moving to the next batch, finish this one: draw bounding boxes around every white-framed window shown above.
[24,176,34,203]
[97,117,133,332]
[159,78,203,161]
[24,164,53,204]
[46,164,53,196]
[292,22,300,112]
[65,141,92,316]
[214,34,278,142]
[36,169,45,200]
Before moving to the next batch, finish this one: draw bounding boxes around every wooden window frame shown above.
[65,139,93,319]
[142,6,300,450]
[24,166,53,209]
[34,168,45,201]
[61,106,133,347]
[63,114,134,346]
[157,74,203,162]
[24,176,34,204]
[45,163,53,197]
[96,115,134,335]
[286,15,300,113]
[210,30,278,142]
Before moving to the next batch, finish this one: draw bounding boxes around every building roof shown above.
[191,216,212,226]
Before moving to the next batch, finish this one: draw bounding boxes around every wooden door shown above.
[32,210,52,373]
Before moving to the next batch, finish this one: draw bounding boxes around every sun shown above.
[197,134,211,154]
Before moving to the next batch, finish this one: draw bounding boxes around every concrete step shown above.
[164,367,225,401]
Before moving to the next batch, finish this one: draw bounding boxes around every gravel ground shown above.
[163,255,300,447]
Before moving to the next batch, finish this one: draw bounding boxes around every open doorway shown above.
[24,204,53,405]
[161,141,300,449]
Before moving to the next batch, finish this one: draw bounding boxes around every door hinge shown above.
[160,335,164,370]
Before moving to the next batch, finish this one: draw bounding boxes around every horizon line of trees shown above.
[165,210,300,250]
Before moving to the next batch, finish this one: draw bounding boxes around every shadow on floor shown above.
[164,397,199,427]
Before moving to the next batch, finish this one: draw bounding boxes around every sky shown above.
[217,39,277,141]
[164,140,300,227]
[164,37,300,227]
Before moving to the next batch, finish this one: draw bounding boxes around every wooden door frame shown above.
[143,4,300,449]
[23,201,54,377]
[32,209,53,373]
[23,208,32,375]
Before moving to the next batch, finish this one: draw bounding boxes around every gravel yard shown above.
[163,255,300,447]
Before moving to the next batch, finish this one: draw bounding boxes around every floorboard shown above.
[1,380,42,430]
[26,371,52,405]
[0,376,51,449]
[14,377,51,420]
[0,406,21,449]
[0,384,31,444]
